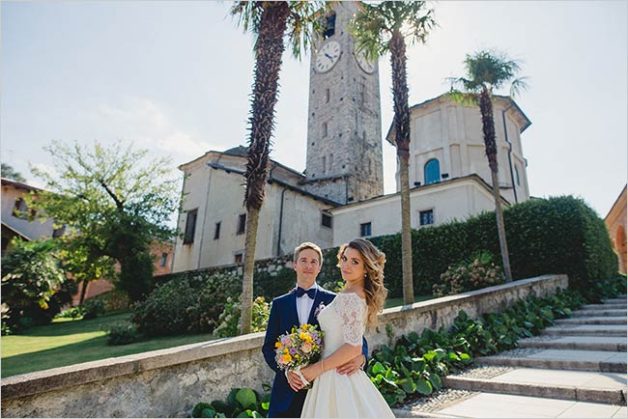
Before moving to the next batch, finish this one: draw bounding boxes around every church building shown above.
[171,2,532,273]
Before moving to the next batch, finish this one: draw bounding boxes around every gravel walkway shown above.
[395,388,479,414]
[448,365,515,379]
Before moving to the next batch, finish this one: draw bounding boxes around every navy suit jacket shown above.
[262,286,369,417]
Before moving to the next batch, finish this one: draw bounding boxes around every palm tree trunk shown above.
[490,170,513,282]
[241,207,260,334]
[390,29,414,304]
[479,88,513,282]
[241,3,290,334]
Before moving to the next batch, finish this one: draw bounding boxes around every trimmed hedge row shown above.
[157,195,618,303]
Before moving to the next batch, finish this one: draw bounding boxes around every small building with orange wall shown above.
[605,185,627,274]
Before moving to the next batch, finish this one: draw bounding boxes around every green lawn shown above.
[2,295,433,378]
[1,312,217,378]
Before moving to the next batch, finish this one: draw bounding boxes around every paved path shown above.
[394,296,627,418]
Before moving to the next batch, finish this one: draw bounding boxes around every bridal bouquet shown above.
[275,324,324,384]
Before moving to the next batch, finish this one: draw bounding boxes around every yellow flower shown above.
[275,342,282,349]
[282,354,292,364]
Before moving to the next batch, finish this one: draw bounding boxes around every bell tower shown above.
[302,2,383,204]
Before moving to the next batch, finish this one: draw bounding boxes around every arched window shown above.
[424,159,441,185]
[515,165,521,186]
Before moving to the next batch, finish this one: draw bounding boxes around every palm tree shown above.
[351,1,435,305]
[231,1,325,333]
[448,50,527,282]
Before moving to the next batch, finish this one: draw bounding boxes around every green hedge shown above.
[156,195,618,303]
[320,196,617,300]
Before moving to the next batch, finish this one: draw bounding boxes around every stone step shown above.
[556,317,626,325]
[542,325,627,337]
[582,303,627,310]
[444,367,627,405]
[423,392,627,418]
[572,309,627,318]
[518,335,627,352]
[604,296,627,304]
[476,349,627,373]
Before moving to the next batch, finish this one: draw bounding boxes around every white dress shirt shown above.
[296,282,318,326]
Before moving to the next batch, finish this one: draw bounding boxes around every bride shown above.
[299,238,395,418]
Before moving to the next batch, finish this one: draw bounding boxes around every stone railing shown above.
[1,274,568,417]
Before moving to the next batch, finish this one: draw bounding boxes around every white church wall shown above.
[172,157,210,272]
[330,177,497,246]
[172,156,334,273]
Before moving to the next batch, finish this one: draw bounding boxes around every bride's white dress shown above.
[301,292,395,418]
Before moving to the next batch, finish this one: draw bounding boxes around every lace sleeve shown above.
[335,293,367,346]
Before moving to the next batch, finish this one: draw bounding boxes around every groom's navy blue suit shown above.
[262,286,368,418]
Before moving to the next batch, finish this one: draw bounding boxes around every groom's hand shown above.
[286,370,304,392]
[336,354,365,376]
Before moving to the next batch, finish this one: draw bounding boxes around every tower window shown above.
[183,209,198,244]
[329,154,333,172]
[360,222,372,237]
[515,165,521,186]
[214,221,221,240]
[237,214,246,235]
[424,159,441,185]
[322,156,327,174]
[323,12,336,39]
[420,210,434,226]
[234,252,243,264]
[325,88,330,103]
[322,121,328,137]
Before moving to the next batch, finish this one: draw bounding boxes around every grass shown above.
[1,312,216,378]
[2,294,434,378]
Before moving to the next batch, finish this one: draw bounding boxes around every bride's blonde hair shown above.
[337,238,388,328]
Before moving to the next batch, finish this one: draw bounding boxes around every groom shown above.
[262,242,368,418]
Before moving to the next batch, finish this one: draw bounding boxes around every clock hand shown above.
[325,53,333,60]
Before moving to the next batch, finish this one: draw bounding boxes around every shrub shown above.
[1,239,76,333]
[432,251,504,297]
[57,306,84,319]
[214,296,270,338]
[133,271,241,337]
[192,386,271,418]
[81,298,106,320]
[132,279,198,337]
[107,321,141,345]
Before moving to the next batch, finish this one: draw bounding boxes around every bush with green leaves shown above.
[81,298,106,320]
[133,272,241,337]
[214,297,270,338]
[107,321,141,345]
[1,239,77,333]
[432,251,504,297]
[192,386,271,418]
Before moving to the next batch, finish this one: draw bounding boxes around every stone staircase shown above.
[395,296,627,418]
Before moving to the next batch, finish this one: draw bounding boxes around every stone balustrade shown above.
[1,274,568,417]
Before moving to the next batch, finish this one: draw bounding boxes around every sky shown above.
[1,1,626,218]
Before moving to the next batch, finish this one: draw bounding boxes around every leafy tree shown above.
[1,239,76,332]
[30,140,179,302]
[231,1,325,333]
[448,50,528,282]
[352,1,436,304]
[1,163,26,182]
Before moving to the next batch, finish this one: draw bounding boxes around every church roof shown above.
[385,93,532,145]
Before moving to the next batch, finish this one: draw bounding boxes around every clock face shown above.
[354,51,375,74]
[315,41,342,73]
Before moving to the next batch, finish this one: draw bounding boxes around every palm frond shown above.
[510,76,529,98]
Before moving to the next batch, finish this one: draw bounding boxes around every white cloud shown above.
[89,97,211,162]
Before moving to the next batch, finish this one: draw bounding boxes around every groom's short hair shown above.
[293,242,323,265]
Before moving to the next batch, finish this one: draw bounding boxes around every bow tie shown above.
[295,287,317,299]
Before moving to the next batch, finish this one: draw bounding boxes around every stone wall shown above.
[1,274,568,418]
